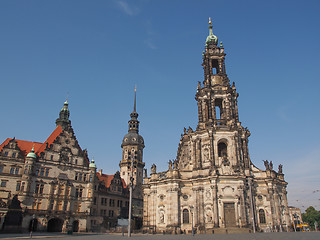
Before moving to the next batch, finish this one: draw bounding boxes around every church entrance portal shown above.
[47,218,63,232]
[224,203,236,227]
[72,220,79,232]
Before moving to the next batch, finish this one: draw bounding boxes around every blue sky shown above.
[0,0,319,211]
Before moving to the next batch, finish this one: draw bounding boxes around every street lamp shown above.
[128,151,137,238]
[189,206,194,236]
[30,214,36,238]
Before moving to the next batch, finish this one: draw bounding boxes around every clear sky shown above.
[0,0,319,212]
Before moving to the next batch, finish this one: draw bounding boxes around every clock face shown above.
[124,138,128,142]
[133,138,136,142]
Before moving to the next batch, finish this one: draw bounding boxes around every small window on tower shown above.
[215,99,223,120]
[218,142,228,157]
[212,59,219,74]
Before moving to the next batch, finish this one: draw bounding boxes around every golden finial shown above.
[209,17,212,25]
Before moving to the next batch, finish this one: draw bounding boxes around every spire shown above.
[130,86,139,120]
[133,85,137,113]
[56,100,71,129]
[205,17,218,47]
[128,87,139,133]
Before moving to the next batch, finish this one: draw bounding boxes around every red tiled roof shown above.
[36,125,63,155]
[97,172,127,189]
[0,125,63,158]
[0,138,42,158]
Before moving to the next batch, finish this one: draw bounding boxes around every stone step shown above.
[212,227,251,234]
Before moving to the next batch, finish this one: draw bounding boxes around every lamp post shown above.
[30,214,36,238]
[190,206,194,236]
[128,151,136,238]
[248,178,256,233]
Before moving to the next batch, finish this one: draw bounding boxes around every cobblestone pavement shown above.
[0,232,320,240]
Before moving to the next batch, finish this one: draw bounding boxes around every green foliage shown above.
[302,206,320,230]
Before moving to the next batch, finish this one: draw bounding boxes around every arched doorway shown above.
[47,218,63,232]
[29,218,38,232]
[72,220,79,232]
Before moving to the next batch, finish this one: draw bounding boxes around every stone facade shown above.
[143,19,290,233]
[0,101,96,232]
[0,97,145,232]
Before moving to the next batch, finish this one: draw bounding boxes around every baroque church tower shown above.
[143,19,289,233]
[120,88,145,198]
[178,17,251,173]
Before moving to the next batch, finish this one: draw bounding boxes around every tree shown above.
[302,206,320,230]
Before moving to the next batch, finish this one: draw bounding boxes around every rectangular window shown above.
[40,168,45,176]
[45,168,49,177]
[75,188,83,198]
[14,168,19,175]
[10,167,14,174]
[75,172,78,180]
[35,184,44,194]
[109,210,114,217]
[1,181,7,187]
[0,166,3,173]
[12,152,16,158]
[35,184,40,194]
[35,167,39,176]
[39,184,44,194]
[79,173,83,181]
[4,152,8,156]
[21,182,25,192]
[16,181,21,191]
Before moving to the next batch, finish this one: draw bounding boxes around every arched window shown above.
[218,142,227,157]
[215,99,223,119]
[259,209,266,224]
[182,209,189,224]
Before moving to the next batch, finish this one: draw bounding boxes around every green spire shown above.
[205,17,218,47]
[56,100,71,129]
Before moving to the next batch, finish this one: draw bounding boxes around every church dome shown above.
[26,146,36,159]
[89,158,97,168]
[122,132,144,147]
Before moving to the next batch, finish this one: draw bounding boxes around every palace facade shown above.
[0,96,145,232]
[143,19,290,233]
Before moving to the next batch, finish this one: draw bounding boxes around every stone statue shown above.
[159,211,164,223]
[168,160,172,170]
[278,164,283,174]
[144,168,147,177]
[151,164,157,174]
[270,161,273,170]
[263,160,269,170]
[173,159,178,170]
[183,127,187,135]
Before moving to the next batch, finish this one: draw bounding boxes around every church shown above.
[142,19,290,233]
